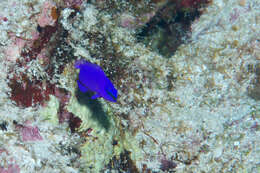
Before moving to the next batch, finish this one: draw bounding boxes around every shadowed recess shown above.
[105,150,138,172]
[75,89,110,131]
[136,0,210,58]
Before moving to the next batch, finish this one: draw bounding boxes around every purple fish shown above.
[74,60,118,102]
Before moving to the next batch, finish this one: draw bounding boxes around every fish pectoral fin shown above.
[91,93,100,100]
[77,80,88,93]
[105,88,117,102]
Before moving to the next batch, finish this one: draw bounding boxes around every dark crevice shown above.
[136,0,210,58]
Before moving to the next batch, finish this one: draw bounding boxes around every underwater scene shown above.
[0,0,259,172]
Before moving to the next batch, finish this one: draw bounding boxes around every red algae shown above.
[37,1,59,27]
[64,0,84,9]
[0,149,20,173]
[19,125,43,142]
[7,11,61,108]
[20,25,57,62]
[69,114,82,133]
[9,74,55,108]
[179,0,210,9]
[54,88,81,132]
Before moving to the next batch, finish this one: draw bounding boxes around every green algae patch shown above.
[40,95,59,124]
[66,96,119,172]
[110,117,143,169]
[65,95,144,172]
[79,130,115,172]
[121,131,143,164]
[66,96,114,131]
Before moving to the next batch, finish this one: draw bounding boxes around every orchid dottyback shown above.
[74,60,118,102]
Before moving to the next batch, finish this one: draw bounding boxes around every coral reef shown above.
[0,0,259,172]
